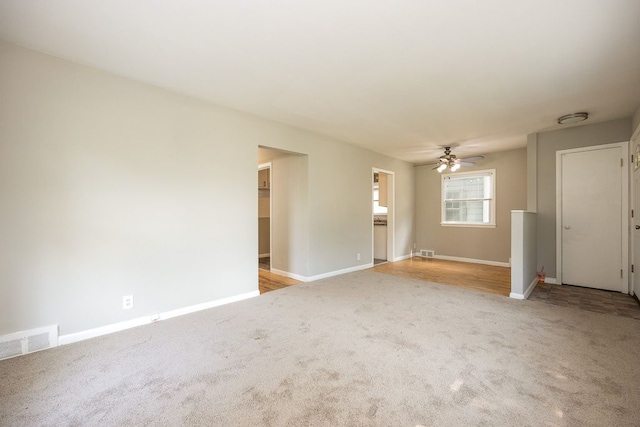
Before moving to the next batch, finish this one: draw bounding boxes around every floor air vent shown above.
[420,250,435,258]
[0,325,58,361]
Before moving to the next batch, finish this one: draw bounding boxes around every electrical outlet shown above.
[123,295,134,310]
[413,243,417,249]
[357,253,361,261]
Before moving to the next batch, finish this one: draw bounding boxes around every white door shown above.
[559,145,624,291]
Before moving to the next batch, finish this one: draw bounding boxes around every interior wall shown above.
[533,118,632,278]
[265,151,309,277]
[415,148,527,264]
[633,103,640,136]
[0,41,415,336]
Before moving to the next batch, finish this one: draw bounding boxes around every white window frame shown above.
[441,169,496,228]
[373,185,388,215]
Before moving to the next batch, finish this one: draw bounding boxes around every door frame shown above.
[372,167,395,263]
[630,129,640,298]
[258,162,272,269]
[555,141,629,292]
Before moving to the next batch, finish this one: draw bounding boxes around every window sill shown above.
[440,222,496,229]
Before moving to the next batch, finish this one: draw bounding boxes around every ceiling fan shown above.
[417,147,484,173]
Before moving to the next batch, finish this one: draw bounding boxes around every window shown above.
[441,169,495,227]
[373,186,388,214]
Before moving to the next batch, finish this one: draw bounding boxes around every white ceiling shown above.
[1,1,639,163]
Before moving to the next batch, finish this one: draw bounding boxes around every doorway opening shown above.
[258,146,309,283]
[258,162,271,272]
[372,168,395,265]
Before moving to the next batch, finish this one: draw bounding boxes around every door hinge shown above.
[621,158,624,167]
[632,264,634,273]
[621,269,623,278]
[633,209,635,218]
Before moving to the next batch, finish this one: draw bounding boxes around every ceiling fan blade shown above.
[459,161,475,167]
[459,156,484,162]
[414,160,442,167]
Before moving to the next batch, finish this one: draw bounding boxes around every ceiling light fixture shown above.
[428,147,484,173]
[557,112,588,125]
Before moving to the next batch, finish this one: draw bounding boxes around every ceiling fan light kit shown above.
[433,147,477,173]
[557,112,588,125]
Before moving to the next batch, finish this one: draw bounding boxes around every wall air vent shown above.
[0,325,58,361]
[420,250,435,258]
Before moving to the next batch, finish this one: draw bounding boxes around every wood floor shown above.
[372,257,511,296]
[258,269,302,294]
[258,257,510,296]
[259,258,640,317]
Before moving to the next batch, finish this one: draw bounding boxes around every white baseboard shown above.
[270,268,308,282]
[307,263,373,281]
[510,276,539,300]
[259,253,270,258]
[272,263,374,283]
[545,277,557,284]
[432,254,510,268]
[393,253,413,262]
[59,290,260,346]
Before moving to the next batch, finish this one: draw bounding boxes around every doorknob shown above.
[564,225,571,230]
[636,225,640,230]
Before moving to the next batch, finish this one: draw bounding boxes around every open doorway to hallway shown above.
[373,168,394,266]
[258,162,271,272]
[258,146,309,286]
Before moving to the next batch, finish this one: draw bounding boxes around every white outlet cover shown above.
[123,295,134,309]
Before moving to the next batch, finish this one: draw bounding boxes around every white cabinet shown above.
[378,173,388,207]
[258,168,270,189]
[374,225,387,260]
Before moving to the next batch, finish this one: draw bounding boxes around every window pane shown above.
[444,200,487,223]
[444,176,489,200]
[441,171,494,225]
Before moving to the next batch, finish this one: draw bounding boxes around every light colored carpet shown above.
[1,270,639,426]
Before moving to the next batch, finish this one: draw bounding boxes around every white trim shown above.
[270,268,308,282]
[510,276,539,300]
[307,263,373,281]
[272,263,374,283]
[545,277,557,284]
[556,142,629,292]
[393,253,413,262]
[433,254,510,268]
[441,169,496,227]
[258,252,270,258]
[440,223,496,229]
[630,131,640,298]
[59,290,260,346]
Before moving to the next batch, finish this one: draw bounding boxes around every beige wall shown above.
[0,41,415,336]
[415,148,527,264]
[271,153,309,276]
[633,103,640,136]
[532,118,632,278]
